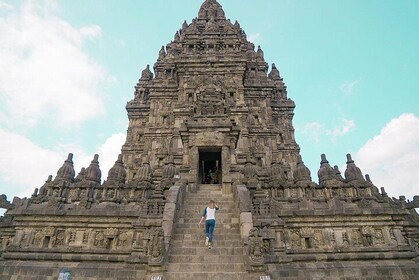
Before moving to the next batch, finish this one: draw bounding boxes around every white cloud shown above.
[339,79,360,96]
[80,25,102,39]
[96,133,126,180]
[0,0,108,128]
[0,127,65,198]
[330,119,355,139]
[0,128,126,200]
[302,119,355,143]
[301,122,324,142]
[354,113,419,200]
[0,1,13,10]
[248,33,260,43]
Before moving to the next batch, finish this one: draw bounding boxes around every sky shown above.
[0,0,418,214]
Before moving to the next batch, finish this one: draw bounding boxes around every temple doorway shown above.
[199,148,222,185]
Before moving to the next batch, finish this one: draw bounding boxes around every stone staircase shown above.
[164,184,249,280]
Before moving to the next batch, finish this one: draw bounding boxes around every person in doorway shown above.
[213,166,219,184]
[198,199,219,249]
[208,169,214,184]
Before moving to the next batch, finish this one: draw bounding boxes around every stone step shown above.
[185,200,235,205]
[166,187,247,277]
[169,246,244,255]
[181,208,235,214]
[182,209,234,214]
[170,239,243,247]
[177,218,236,224]
[183,197,232,201]
[197,184,222,188]
[172,231,240,238]
[175,221,239,227]
[179,210,235,215]
[166,263,247,273]
[188,189,223,193]
[164,272,250,280]
[186,190,231,194]
[168,254,245,264]
[178,221,237,226]
[172,232,240,240]
[179,215,234,221]
[187,188,224,191]
[183,198,233,203]
[178,215,235,221]
[175,223,239,229]
[178,217,239,224]
[174,227,240,237]
[185,190,229,194]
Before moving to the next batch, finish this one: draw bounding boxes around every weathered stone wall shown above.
[266,260,419,280]
[0,261,147,280]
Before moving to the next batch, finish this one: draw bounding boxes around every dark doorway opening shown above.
[199,148,222,184]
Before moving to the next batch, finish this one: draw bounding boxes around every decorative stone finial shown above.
[245,154,253,164]
[182,20,188,31]
[320,154,328,164]
[86,154,101,183]
[333,165,344,181]
[158,46,166,61]
[206,17,218,32]
[243,155,257,179]
[0,194,13,210]
[198,0,226,20]
[162,158,176,179]
[137,161,152,181]
[38,175,52,196]
[174,31,180,41]
[150,184,165,200]
[268,159,286,182]
[140,64,154,81]
[294,155,312,183]
[346,153,354,164]
[344,153,365,182]
[55,153,76,182]
[257,45,264,60]
[75,167,86,181]
[106,154,126,184]
[268,63,281,80]
[93,154,99,163]
[317,154,336,185]
[32,188,38,197]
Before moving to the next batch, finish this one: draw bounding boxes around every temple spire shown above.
[198,0,226,20]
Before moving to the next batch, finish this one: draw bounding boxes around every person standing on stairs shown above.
[198,199,219,249]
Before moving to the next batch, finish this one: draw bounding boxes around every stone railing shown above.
[162,181,187,251]
[232,184,253,242]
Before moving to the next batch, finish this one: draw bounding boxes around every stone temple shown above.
[0,0,418,279]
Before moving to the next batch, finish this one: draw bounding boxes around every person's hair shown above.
[208,200,215,209]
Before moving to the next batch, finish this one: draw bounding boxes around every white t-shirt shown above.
[203,206,219,220]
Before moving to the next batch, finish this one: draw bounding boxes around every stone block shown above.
[240,212,253,224]
[165,189,179,204]
[237,186,251,212]
[163,203,176,221]
[188,183,197,193]
[222,182,232,194]
[240,212,253,241]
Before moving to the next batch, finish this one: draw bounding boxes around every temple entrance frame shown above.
[198,147,222,185]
